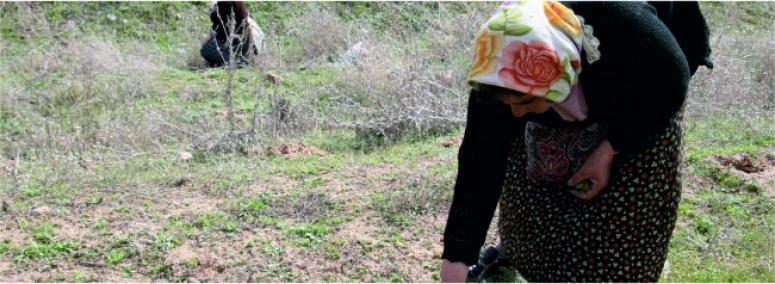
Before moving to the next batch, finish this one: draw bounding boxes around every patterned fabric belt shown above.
[524,121,606,184]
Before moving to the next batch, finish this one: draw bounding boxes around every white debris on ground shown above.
[341,41,369,64]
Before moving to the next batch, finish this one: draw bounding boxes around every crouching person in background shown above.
[200,1,264,67]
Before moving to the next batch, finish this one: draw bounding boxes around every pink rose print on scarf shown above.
[498,40,564,96]
[538,142,569,177]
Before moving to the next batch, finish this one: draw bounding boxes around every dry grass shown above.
[324,3,494,143]
[283,8,363,65]
[1,2,774,282]
[0,34,173,158]
[686,30,774,121]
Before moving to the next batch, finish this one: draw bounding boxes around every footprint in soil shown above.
[715,151,775,195]
[716,153,770,174]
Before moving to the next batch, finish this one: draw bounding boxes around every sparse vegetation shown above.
[1,1,773,282]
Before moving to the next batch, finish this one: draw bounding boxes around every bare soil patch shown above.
[0,260,11,275]
[399,213,446,281]
[0,138,459,282]
[97,269,152,282]
[168,240,207,262]
[165,195,221,217]
[246,175,300,196]
[439,135,463,148]
[717,152,769,173]
[715,149,775,195]
[53,218,85,240]
[2,226,26,247]
[336,216,380,245]
[0,160,14,176]
[265,143,330,158]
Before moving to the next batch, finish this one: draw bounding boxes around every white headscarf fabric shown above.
[468,0,584,103]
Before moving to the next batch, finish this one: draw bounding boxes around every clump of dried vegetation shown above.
[0,2,773,282]
[3,2,771,162]
[1,2,496,161]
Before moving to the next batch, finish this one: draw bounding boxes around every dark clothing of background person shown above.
[210,1,250,43]
[441,1,712,280]
[200,1,257,66]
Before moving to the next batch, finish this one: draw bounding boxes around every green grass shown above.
[666,188,774,282]
[0,239,12,254]
[285,223,331,239]
[106,248,130,266]
[14,241,78,262]
[684,115,775,162]
[1,1,773,282]
[700,2,775,35]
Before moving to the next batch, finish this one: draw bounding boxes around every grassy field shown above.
[1,2,773,282]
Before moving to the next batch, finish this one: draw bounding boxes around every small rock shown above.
[178,151,193,161]
[172,178,191,188]
[62,20,77,30]
[78,156,93,169]
[341,41,369,63]
[33,206,52,215]
[0,160,14,176]
[265,73,282,85]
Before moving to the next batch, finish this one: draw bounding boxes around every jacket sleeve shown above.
[667,2,714,75]
[441,90,524,266]
[580,2,692,153]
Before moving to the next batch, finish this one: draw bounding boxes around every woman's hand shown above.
[441,260,468,283]
[567,139,617,200]
[201,30,215,45]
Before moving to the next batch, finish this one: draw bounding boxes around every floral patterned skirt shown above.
[498,115,683,282]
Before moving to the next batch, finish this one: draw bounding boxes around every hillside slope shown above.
[1,2,773,282]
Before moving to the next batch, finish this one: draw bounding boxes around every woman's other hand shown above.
[201,30,215,45]
[568,139,617,200]
[441,260,468,283]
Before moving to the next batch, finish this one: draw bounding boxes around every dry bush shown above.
[264,92,320,138]
[332,57,467,143]
[323,3,495,144]
[177,20,211,70]
[67,38,163,75]
[94,2,495,153]
[282,7,365,66]
[1,3,55,40]
[424,2,495,89]
[0,34,179,158]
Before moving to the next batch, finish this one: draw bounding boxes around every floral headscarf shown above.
[468,0,584,103]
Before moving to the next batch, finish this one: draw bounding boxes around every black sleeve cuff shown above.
[441,238,482,266]
[606,125,645,154]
